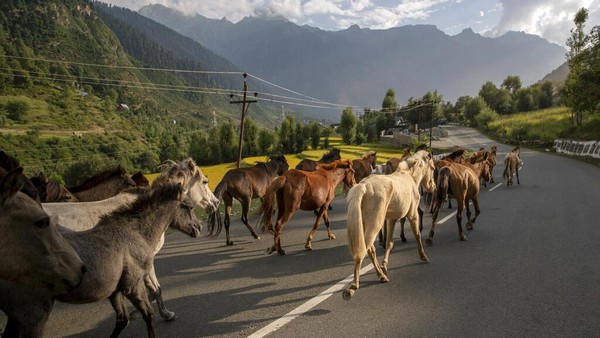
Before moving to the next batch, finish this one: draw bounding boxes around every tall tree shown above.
[381,88,398,112]
[339,107,357,145]
[502,75,522,98]
[564,7,590,127]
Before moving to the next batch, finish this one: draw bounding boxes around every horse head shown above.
[0,167,85,294]
[131,171,150,187]
[362,151,378,170]
[268,154,289,175]
[171,194,202,238]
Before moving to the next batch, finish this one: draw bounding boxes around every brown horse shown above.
[66,165,136,201]
[343,151,377,196]
[30,172,78,202]
[257,159,356,255]
[468,150,492,187]
[486,146,498,183]
[427,159,483,244]
[503,145,521,186]
[351,151,377,183]
[1,167,85,338]
[295,148,341,171]
[213,154,289,245]
[131,171,150,187]
[0,150,41,203]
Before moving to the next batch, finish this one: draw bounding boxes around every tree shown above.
[516,88,536,112]
[339,107,357,144]
[5,99,29,122]
[242,118,259,157]
[501,75,522,98]
[309,122,321,149]
[474,107,499,130]
[564,7,590,127]
[279,115,295,153]
[294,121,306,153]
[381,88,398,112]
[258,129,276,154]
[463,96,490,123]
[479,81,514,115]
[537,81,554,108]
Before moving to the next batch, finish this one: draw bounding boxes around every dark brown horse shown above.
[428,159,483,244]
[66,165,137,202]
[30,172,78,202]
[351,151,377,183]
[213,154,289,246]
[0,150,41,204]
[295,148,341,171]
[257,159,356,255]
[131,171,150,187]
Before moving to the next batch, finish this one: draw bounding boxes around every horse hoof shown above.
[266,247,275,254]
[278,249,287,255]
[342,290,354,301]
[426,238,433,246]
[254,236,260,240]
[380,275,389,283]
[401,237,407,243]
[226,241,234,246]
[164,312,177,322]
[460,235,467,241]
[305,245,313,251]
[421,255,429,262]
[329,234,336,240]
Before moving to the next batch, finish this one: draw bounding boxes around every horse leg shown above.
[426,203,441,245]
[124,281,156,338]
[408,210,429,262]
[343,255,364,301]
[515,164,520,184]
[367,244,388,282]
[223,194,233,246]
[378,221,387,248]
[109,292,130,338]
[323,209,335,240]
[269,209,296,255]
[456,198,467,241]
[465,201,473,230]
[469,197,481,227]
[399,218,407,242]
[240,197,260,240]
[305,205,326,250]
[143,266,176,322]
[382,218,397,274]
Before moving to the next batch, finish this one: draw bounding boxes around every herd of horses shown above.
[0,143,522,337]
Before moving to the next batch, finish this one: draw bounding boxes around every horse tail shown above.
[213,178,227,201]
[434,167,451,212]
[256,176,286,233]
[346,184,367,260]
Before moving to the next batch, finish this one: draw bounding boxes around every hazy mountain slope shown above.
[139,4,567,118]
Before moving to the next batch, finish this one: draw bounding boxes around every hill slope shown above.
[139,4,567,119]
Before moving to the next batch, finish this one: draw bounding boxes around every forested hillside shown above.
[0,0,276,183]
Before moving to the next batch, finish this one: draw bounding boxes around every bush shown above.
[6,100,29,122]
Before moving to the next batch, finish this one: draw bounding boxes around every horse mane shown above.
[99,183,182,223]
[319,148,341,162]
[361,151,376,160]
[0,150,21,170]
[318,159,350,171]
[68,165,128,192]
[442,148,465,161]
[415,144,428,152]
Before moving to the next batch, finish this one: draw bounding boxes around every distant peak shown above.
[460,28,475,34]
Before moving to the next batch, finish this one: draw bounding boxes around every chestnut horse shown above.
[295,148,341,171]
[427,158,484,244]
[487,146,498,183]
[30,172,78,202]
[66,165,136,201]
[503,145,521,186]
[257,159,356,255]
[342,150,436,300]
[213,154,289,246]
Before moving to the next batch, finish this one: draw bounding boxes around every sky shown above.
[101,0,600,48]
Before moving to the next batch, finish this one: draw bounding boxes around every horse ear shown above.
[0,167,24,206]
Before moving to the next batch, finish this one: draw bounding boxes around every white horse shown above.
[1,168,85,338]
[342,150,436,300]
[42,158,221,321]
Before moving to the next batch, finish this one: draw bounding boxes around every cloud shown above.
[487,0,600,46]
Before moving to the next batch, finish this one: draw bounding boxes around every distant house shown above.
[117,103,130,112]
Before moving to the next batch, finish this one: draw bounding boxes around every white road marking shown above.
[248,263,374,338]
[488,183,503,192]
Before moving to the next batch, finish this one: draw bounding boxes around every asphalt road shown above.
[3,126,600,337]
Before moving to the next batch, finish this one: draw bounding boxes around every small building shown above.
[117,103,130,112]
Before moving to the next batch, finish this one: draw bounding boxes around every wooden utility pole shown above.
[230,73,257,168]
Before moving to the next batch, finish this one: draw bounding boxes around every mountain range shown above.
[139,4,567,118]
